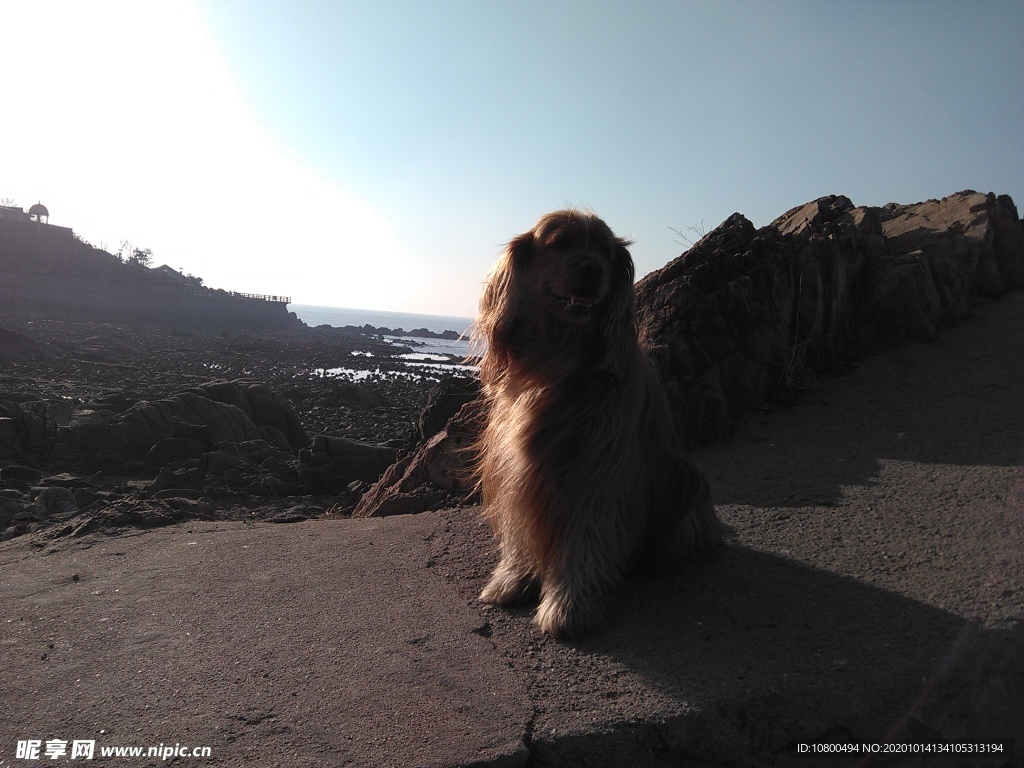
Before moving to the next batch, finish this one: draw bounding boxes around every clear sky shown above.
[3,0,1022,318]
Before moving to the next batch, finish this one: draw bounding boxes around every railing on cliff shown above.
[181,286,290,303]
[225,291,291,303]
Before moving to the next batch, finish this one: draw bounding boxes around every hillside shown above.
[0,204,298,329]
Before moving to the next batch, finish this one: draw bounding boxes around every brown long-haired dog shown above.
[474,209,721,639]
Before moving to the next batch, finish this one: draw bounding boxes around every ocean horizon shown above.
[289,304,475,336]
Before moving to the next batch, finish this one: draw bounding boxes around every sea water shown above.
[289,304,478,379]
[289,304,474,337]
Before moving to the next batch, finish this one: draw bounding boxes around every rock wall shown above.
[637,190,1023,444]
[354,190,1024,516]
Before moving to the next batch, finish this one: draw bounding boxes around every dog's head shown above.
[478,210,637,373]
[521,210,634,325]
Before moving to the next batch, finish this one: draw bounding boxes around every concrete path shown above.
[1,516,530,768]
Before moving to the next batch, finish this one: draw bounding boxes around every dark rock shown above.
[149,489,201,501]
[40,473,83,489]
[73,488,113,510]
[0,327,63,361]
[146,437,208,467]
[269,510,308,523]
[144,470,193,495]
[324,381,390,410]
[68,497,214,537]
[54,381,306,471]
[0,497,24,527]
[0,417,17,458]
[418,376,480,441]
[298,436,398,493]
[33,487,78,519]
[203,450,243,474]
[636,189,1024,443]
[352,398,483,517]
[340,323,464,341]
[194,380,309,449]
[0,400,70,457]
[0,465,42,483]
[371,493,426,517]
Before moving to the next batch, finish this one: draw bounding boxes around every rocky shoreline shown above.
[0,312,474,542]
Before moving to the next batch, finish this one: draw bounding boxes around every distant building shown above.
[0,202,73,237]
[151,264,185,281]
[28,202,49,223]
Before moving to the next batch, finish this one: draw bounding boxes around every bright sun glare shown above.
[1,0,423,308]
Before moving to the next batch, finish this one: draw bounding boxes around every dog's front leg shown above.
[480,544,539,606]
[533,550,620,640]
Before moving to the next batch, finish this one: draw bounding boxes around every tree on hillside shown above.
[127,247,154,268]
[116,240,154,268]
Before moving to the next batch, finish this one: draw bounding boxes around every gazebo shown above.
[28,202,49,224]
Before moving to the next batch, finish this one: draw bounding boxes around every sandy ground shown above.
[1,294,1022,767]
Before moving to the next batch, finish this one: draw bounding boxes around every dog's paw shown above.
[533,591,606,640]
[479,569,538,606]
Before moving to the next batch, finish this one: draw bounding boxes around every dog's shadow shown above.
[441,511,1020,765]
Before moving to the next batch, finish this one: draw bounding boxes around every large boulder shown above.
[297,435,398,494]
[192,380,309,449]
[417,376,480,441]
[50,380,309,472]
[352,396,483,517]
[0,400,72,457]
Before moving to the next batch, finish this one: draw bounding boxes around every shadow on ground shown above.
[699,296,1024,511]
[428,507,1022,766]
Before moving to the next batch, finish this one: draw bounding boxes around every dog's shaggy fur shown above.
[474,210,722,639]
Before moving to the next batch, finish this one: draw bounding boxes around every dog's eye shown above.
[551,235,572,253]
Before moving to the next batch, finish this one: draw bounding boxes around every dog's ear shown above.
[614,237,635,287]
[478,230,535,374]
[596,236,638,372]
[481,231,533,317]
